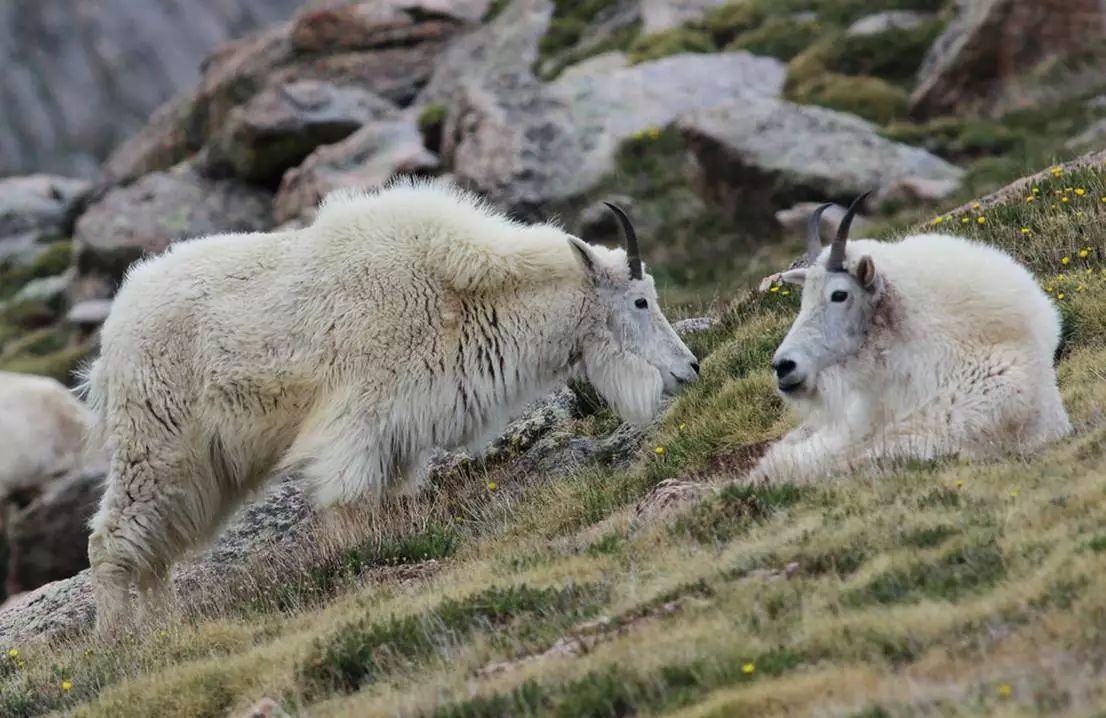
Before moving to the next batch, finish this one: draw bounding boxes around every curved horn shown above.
[805,202,835,262]
[826,191,872,272]
[603,201,642,280]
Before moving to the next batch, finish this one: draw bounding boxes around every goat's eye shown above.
[634,298,649,309]
[830,290,849,303]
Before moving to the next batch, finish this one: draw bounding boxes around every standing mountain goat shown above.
[751,194,1070,482]
[82,179,699,633]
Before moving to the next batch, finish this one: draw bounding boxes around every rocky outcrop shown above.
[911,0,1106,118]
[0,175,89,267]
[0,0,302,178]
[435,26,786,215]
[274,118,439,223]
[72,163,272,301]
[678,97,963,216]
[102,2,474,186]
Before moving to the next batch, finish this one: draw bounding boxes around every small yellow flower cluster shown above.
[61,680,73,692]
[486,481,497,491]
[742,662,756,674]
[768,283,792,297]
[1051,166,1064,178]
[630,127,662,142]
[654,446,666,456]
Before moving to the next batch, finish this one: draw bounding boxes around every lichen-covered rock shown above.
[273,118,439,223]
[678,97,963,216]
[72,163,272,301]
[0,175,90,267]
[203,81,399,184]
[911,0,1106,118]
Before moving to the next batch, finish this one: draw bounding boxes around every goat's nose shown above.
[690,361,700,375]
[772,358,797,380]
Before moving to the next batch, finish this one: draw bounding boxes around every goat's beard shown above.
[583,343,664,426]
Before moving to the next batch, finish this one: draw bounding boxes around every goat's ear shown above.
[567,236,604,286]
[780,269,807,286]
[855,255,877,290]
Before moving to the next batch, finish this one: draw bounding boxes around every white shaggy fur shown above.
[0,371,99,501]
[82,178,697,633]
[752,232,1071,482]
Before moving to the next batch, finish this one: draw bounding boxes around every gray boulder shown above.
[72,163,272,301]
[433,9,786,216]
[274,118,440,223]
[0,175,89,267]
[203,80,400,184]
[677,97,963,216]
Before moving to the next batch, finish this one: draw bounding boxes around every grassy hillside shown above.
[1,163,1104,717]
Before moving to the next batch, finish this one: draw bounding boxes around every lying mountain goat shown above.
[750,194,1070,483]
[0,371,99,505]
[82,179,699,633]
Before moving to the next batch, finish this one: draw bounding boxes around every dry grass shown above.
[3,165,1106,717]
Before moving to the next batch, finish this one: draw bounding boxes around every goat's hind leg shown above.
[88,448,210,637]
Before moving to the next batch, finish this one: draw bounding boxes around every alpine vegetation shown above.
[750,193,1071,483]
[80,178,699,634]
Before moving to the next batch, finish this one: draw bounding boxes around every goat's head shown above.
[771,192,883,398]
[567,203,699,424]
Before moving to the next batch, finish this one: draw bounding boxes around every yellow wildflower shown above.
[1020,227,1031,235]
[742,662,756,674]
[1045,286,1054,293]
[956,480,964,489]
[976,216,986,225]
[61,680,72,692]
[997,683,1012,697]
[631,130,645,141]
[486,481,497,491]
[781,289,791,296]
[1061,196,1070,203]
[971,201,981,209]
[679,423,686,431]
[770,285,780,293]
[1061,256,1071,265]
[655,446,666,455]
[6,649,16,658]
[1077,285,1086,293]
[961,217,970,224]
[1079,248,1090,258]
[1075,188,1086,196]
[1025,195,1035,203]
[647,127,661,140]
[1058,292,1066,300]
[932,216,944,225]
[1032,187,1040,194]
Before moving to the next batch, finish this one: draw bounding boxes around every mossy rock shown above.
[832,18,943,83]
[628,27,714,64]
[724,16,824,61]
[786,73,909,125]
[882,117,1025,161]
[0,300,56,331]
[0,240,74,301]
